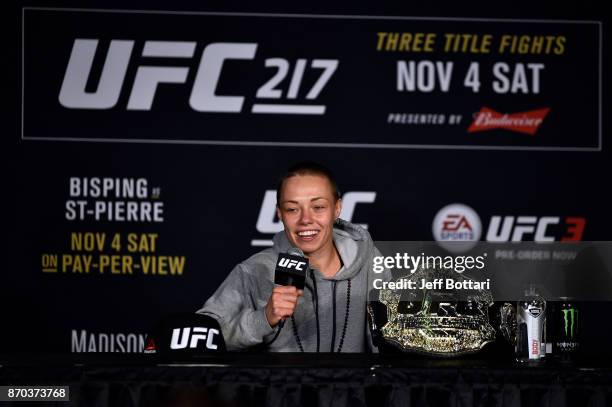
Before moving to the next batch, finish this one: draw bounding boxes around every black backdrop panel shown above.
[7,3,611,355]
[23,9,600,149]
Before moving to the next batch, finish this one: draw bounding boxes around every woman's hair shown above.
[276,161,340,206]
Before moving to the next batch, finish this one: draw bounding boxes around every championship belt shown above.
[368,267,496,356]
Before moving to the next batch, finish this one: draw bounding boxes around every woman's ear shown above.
[334,198,342,220]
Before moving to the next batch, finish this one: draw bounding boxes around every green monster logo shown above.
[562,308,578,338]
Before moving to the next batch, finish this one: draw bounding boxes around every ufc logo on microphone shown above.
[170,327,219,350]
[278,258,306,271]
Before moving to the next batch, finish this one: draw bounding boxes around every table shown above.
[1,353,611,406]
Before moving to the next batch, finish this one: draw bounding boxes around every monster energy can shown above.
[554,298,579,359]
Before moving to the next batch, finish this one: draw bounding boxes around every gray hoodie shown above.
[198,219,386,352]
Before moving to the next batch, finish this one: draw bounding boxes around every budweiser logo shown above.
[143,338,157,354]
[468,107,550,135]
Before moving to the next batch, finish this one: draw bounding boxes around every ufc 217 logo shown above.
[277,258,306,271]
[170,327,219,350]
[59,40,338,114]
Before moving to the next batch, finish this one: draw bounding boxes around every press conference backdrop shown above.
[7,2,610,354]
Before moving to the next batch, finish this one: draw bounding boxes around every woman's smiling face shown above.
[277,174,341,256]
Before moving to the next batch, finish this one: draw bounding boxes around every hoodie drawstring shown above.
[330,281,337,352]
[336,279,351,352]
[292,275,351,353]
[311,269,321,353]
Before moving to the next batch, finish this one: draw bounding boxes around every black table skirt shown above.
[1,354,611,407]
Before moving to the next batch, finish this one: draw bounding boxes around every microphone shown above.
[274,248,308,290]
[272,248,308,329]
[144,312,226,358]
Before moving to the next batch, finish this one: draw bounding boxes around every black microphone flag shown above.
[274,249,308,289]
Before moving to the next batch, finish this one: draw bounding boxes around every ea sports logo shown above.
[433,203,482,253]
